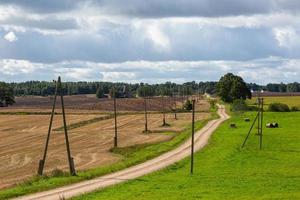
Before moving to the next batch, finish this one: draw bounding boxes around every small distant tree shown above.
[96,87,104,98]
[0,82,15,107]
[217,73,251,103]
[208,98,217,109]
[183,100,193,111]
[137,85,155,97]
[109,87,116,98]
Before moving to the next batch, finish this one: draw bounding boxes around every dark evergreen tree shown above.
[96,87,104,98]
[0,82,15,106]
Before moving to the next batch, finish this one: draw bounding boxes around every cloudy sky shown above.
[0,0,300,84]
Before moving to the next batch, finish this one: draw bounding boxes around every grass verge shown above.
[72,111,300,200]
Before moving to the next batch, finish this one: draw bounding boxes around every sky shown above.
[0,0,300,84]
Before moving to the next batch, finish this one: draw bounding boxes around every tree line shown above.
[8,81,300,97]
[247,82,300,93]
[7,81,216,97]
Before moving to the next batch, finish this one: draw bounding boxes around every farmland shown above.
[0,95,210,191]
[71,96,300,200]
[247,95,300,108]
[0,95,200,113]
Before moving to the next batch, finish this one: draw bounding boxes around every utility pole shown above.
[59,77,76,176]
[174,101,177,120]
[162,97,166,126]
[113,88,118,148]
[259,97,263,149]
[241,95,264,149]
[190,100,195,174]
[38,76,76,176]
[144,97,148,132]
[38,79,58,176]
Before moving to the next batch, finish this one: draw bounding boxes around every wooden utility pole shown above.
[113,88,118,148]
[38,76,76,176]
[241,96,264,149]
[162,98,166,126]
[259,98,263,149]
[190,100,195,174]
[144,97,148,132]
[174,101,177,120]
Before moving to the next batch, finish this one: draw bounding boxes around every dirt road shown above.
[14,105,229,200]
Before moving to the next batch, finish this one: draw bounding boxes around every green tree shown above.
[137,85,155,97]
[0,82,15,106]
[96,87,104,98]
[286,82,299,92]
[183,100,193,111]
[217,73,251,103]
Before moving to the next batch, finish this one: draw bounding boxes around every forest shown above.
[4,81,300,97]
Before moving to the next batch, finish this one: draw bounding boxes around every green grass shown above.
[0,113,217,200]
[247,96,300,109]
[72,111,300,200]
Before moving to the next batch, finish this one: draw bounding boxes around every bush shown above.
[183,100,193,111]
[208,98,217,109]
[268,103,290,112]
[247,105,259,111]
[50,168,67,177]
[291,106,300,111]
[230,99,248,112]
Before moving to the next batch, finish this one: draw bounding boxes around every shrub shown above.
[291,106,300,111]
[247,105,259,111]
[268,103,290,112]
[230,99,248,112]
[208,98,217,109]
[50,168,67,177]
[183,100,193,111]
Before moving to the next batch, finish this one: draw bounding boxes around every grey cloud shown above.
[91,0,271,17]
[0,0,79,13]
[1,0,300,17]
[1,24,298,63]
[2,16,79,31]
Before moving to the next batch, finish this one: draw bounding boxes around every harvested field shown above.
[0,99,210,189]
[0,95,209,112]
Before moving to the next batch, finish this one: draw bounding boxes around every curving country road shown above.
[14,105,229,200]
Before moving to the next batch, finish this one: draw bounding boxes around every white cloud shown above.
[1,57,300,84]
[0,59,42,75]
[101,72,137,82]
[145,24,170,51]
[53,67,97,81]
[4,31,17,42]
[273,27,300,48]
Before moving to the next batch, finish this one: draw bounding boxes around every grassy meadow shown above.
[73,98,300,200]
[247,96,300,109]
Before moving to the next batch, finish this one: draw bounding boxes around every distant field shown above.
[0,99,210,189]
[0,95,207,112]
[247,96,300,108]
[73,111,300,200]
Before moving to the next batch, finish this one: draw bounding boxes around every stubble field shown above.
[0,96,210,189]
